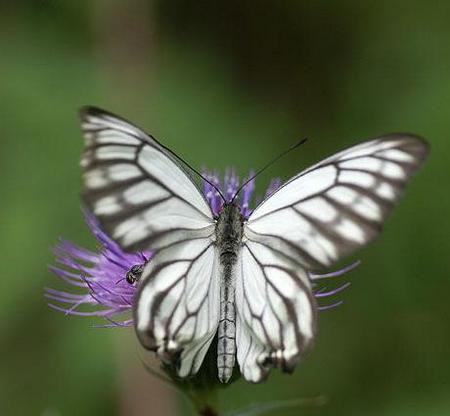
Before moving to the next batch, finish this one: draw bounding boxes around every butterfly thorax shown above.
[216,202,244,265]
[215,202,243,382]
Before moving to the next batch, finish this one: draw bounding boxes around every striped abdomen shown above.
[217,261,237,383]
[215,202,243,383]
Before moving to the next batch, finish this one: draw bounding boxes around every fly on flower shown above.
[50,106,429,384]
[46,211,151,327]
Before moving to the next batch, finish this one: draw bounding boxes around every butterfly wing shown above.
[80,107,215,252]
[235,242,317,382]
[80,107,218,377]
[236,134,428,382]
[134,237,220,378]
[245,135,429,270]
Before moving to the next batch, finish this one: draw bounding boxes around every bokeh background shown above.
[1,1,449,415]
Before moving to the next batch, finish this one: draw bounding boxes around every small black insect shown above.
[126,264,144,285]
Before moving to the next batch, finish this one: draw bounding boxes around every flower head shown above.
[202,168,282,218]
[47,169,357,326]
[46,211,151,327]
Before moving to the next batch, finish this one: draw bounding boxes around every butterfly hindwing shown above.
[235,241,317,382]
[80,107,214,252]
[134,237,220,378]
[245,135,429,270]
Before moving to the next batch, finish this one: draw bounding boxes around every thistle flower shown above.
[46,169,357,327]
[202,168,282,218]
[46,212,151,327]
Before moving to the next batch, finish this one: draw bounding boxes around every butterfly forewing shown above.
[79,107,214,252]
[245,135,429,270]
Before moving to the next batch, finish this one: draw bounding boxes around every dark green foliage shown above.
[0,2,449,415]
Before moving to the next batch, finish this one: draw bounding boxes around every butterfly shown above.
[79,107,429,383]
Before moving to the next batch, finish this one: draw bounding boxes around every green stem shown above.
[198,406,219,416]
[187,386,219,416]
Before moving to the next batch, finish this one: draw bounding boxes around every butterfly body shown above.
[79,106,428,383]
[215,202,244,382]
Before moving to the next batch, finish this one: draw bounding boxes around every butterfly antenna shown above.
[231,138,308,202]
[155,140,226,202]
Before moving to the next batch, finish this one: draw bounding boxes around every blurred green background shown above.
[1,1,449,415]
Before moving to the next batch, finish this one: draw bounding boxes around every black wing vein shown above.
[246,134,429,269]
[79,106,214,252]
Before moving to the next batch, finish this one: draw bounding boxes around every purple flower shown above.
[47,169,357,325]
[46,211,151,327]
[201,168,281,218]
[311,260,360,311]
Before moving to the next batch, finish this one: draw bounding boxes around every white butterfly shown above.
[80,107,428,383]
